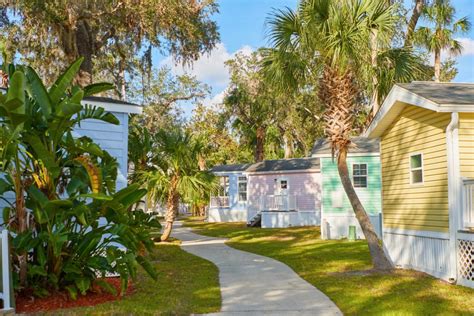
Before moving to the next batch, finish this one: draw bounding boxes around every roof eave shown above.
[364,85,441,138]
[81,99,142,114]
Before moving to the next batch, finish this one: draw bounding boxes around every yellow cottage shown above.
[365,82,474,288]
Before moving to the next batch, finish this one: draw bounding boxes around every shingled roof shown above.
[83,95,139,106]
[311,137,379,156]
[365,82,474,138]
[245,158,320,173]
[397,82,474,105]
[209,163,254,173]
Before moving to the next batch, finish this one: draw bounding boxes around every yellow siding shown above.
[380,105,450,232]
[459,113,474,179]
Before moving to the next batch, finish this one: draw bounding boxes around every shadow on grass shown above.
[184,217,474,315]
[55,241,221,315]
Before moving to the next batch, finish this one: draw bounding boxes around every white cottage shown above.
[75,96,142,189]
[0,95,142,215]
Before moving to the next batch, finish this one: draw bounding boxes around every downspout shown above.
[320,158,327,239]
[446,112,460,283]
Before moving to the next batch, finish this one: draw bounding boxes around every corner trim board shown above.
[446,112,461,280]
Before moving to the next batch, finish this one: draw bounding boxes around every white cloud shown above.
[458,37,474,56]
[160,43,254,89]
[202,89,227,108]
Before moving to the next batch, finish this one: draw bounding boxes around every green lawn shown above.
[56,241,221,315]
[185,218,474,316]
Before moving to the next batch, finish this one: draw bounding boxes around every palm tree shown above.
[136,128,216,241]
[262,0,430,270]
[414,0,471,82]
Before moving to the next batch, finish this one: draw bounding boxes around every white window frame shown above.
[352,163,368,188]
[237,176,247,201]
[409,153,424,185]
[276,177,289,195]
[218,176,230,197]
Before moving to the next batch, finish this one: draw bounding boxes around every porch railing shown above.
[0,230,12,312]
[260,195,297,211]
[210,196,230,208]
[462,179,474,230]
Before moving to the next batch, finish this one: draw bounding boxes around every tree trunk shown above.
[255,126,266,162]
[161,177,179,241]
[337,149,393,271]
[14,172,28,286]
[75,20,94,86]
[198,204,206,217]
[370,30,380,116]
[404,0,425,47]
[434,48,441,82]
[283,134,294,158]
[118,59,126,100]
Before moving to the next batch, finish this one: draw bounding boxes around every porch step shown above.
[247,213,262,227]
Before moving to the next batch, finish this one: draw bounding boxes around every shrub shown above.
[0,59,159,298]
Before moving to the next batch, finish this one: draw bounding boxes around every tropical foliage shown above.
[262,0,434,270]
[0,1,219,88]
[222,50,324,162]
[129,125,216,241]
[414,0,471,82]
[0,59,159,298]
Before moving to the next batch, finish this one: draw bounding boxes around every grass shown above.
[55,240,221,315]
[184,217,474,316]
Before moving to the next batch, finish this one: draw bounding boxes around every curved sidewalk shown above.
[172,223,342,316]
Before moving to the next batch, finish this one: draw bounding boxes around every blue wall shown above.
[212,172,248,212]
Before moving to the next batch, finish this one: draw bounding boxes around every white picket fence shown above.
[0,230,12,312]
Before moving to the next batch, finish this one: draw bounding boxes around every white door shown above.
[276,178,289,210]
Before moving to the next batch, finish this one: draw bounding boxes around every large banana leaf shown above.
[49,57,83,104]
[25,67,52,118]
[4,71,25,113]
[83,82,114,97]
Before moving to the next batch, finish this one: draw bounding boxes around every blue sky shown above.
[159,0,474,111]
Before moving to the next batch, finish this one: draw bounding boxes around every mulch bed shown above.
[15,278,134,314]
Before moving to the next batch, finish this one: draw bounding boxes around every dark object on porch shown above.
[247,213,262,227]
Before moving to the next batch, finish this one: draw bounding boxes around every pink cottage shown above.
[209,158,321,228]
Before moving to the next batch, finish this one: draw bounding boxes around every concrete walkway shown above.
[172,223,342,316]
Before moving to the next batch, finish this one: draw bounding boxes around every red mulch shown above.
[15,278,134,314]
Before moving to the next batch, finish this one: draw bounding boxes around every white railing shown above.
[463,179,474,230]
[210,196,230,208]
[260,195,297,211]
[0,230,12,312]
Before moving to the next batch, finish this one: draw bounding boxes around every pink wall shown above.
[247,171,321,213]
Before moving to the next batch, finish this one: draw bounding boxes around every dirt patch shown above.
[15,278,133,314]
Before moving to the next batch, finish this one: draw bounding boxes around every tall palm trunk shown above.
[370,30,380,116]
[337,149,392,270]
[404,0,425,47]
[434,48,441,82]
[320,67,393,271]
[255,126,266,162]
[161,176,179,241]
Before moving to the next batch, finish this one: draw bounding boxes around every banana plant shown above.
[1,59,159,296]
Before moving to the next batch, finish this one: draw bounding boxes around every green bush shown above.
[0,59,159,298]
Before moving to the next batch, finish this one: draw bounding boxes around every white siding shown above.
[383,230,452,280]
[322,213,382,240]
[0,111,130,223]
[73,112,129,190]
[261,211,321,228]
